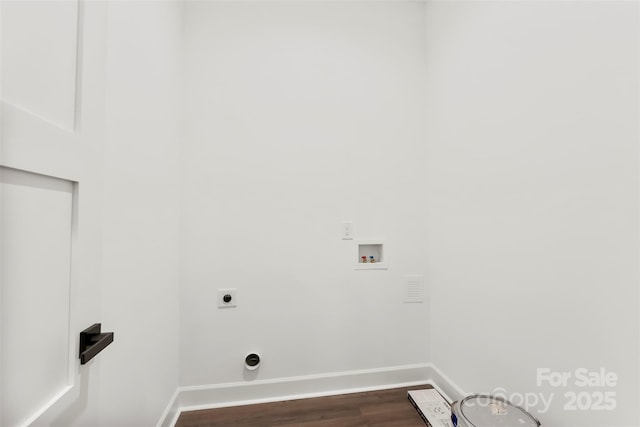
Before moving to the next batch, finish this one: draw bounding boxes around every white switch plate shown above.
[218,289,237,308]
[342,221,353,240]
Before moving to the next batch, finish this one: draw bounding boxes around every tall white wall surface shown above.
[180,1,430,387]
[98,1,182,425]
[423,2,639,427]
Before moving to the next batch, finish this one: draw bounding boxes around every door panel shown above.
[0,167,75,427]
[1,0,80,131]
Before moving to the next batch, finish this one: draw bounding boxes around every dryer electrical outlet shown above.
[218,289,237,308]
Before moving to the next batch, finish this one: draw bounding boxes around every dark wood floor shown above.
[176,385,432,427]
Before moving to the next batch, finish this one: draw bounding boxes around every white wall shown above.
[180,1,430,386]
[98,2,182,424]
[423,2,638,426]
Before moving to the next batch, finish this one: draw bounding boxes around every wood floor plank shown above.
[176,385,433,427]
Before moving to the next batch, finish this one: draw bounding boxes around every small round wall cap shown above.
[245,353,260,370]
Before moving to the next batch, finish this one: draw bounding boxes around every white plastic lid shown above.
[456,395,540,427]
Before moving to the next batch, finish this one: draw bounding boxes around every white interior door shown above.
[1,1,108,425]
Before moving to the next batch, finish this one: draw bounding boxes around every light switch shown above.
[342,221,353,240]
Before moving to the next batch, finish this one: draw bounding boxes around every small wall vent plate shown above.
[355,240,387,270]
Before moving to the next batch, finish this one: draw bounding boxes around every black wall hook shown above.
[79,323,114,365]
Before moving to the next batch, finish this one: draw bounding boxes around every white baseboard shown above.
[157,363,464,427]
[426,363,466,403]
[157,388,181,427]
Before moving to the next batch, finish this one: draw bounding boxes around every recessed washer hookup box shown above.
[408,388,453,427]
